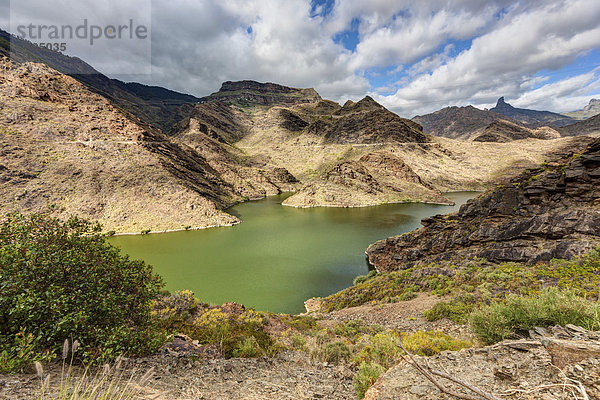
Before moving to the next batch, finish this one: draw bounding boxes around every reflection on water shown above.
[110,192,478,314]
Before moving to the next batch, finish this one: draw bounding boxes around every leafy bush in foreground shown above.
[470,287,600,345]
[0,212,165,370]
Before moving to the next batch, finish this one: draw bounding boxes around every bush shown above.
[424,294,477,323]
[0,330,55,373]
[401,331,471,356]
[312,340,351,364]
[353,331,401,368]
[0,212,166,369]
[354,362,385,399]
[353,270,377,286]
[154,296,279,358]
[470,288,600,345]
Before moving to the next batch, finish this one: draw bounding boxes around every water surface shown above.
[110,192,477,314]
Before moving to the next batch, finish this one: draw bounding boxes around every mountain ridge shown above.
[490,96,577,128]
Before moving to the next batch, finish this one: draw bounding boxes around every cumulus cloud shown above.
[1,0,599,115]
[376,0,600,116]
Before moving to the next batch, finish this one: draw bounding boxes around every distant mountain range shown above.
[562,99,600,120]
[489,97,577,127]
[0,29,201,133]
[414,97,599,140]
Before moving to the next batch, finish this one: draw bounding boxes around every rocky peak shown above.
[584,98,600,111]
[490,96,576,128]
[494,96,512,110]
[336,96,384,115]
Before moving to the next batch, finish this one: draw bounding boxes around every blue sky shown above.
[3,0,600,117]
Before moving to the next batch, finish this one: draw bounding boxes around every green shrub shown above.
[281,314,318,332]
[333,320,383,340]
[353,270,377,286]
[0,212,165,369]
[401,331,471,356]
[424,294,477,323]
[312,341,351,364]
[354,362,385,399]
[0,330,55,373]
[353,331,401,368]
[233,336,262,358]
[470,288,600,345]
[155,298,279,358]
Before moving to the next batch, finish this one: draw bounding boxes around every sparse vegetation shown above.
[470,288,600,344]
[153,291,279,358]
[319,250,600,317]
[36,341,156,400]
[354,362,385,399]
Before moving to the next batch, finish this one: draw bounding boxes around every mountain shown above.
[366,137,600,272]
[306,96,428,144]
[490,96,577,128]
[200,80,322,108]
[562,98,600,120]
[412,105,509,139]
[558,112,600,137]
[473,119,560,142]
[0,58,299,232]
[0,25,584,227]
[0,29,201,133]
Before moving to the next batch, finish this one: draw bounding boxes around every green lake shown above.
[110,192,477,314]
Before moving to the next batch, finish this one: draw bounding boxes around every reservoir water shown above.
[110,192,477,314]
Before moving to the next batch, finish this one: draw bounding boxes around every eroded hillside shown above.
[0,59,296,232]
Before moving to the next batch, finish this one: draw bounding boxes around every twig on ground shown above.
[394,334,502,400]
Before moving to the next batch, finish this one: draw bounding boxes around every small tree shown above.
[0,212,165,368]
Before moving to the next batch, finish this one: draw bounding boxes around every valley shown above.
[1,21,600,400]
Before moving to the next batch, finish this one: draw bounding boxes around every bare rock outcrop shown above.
[366,326,600,400]
[367,138,600,272]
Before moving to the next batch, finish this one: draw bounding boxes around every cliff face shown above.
[366,138,600,272]
[200,80,322,108]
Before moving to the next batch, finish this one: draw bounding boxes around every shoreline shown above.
[109,220,242,236]
[281,199,455,209]
[110,190,479,236]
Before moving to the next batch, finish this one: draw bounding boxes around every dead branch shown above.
[394,335,502,400]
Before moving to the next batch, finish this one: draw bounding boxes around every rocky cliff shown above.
[200,80,322,108]
[282,150,451,208]
[307,96,428,144]
[366,137,600,272]
[0,58,244,233]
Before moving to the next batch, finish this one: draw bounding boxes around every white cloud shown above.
[512,70,600,112]
[2,0,599,117]
[377,0,600,116]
